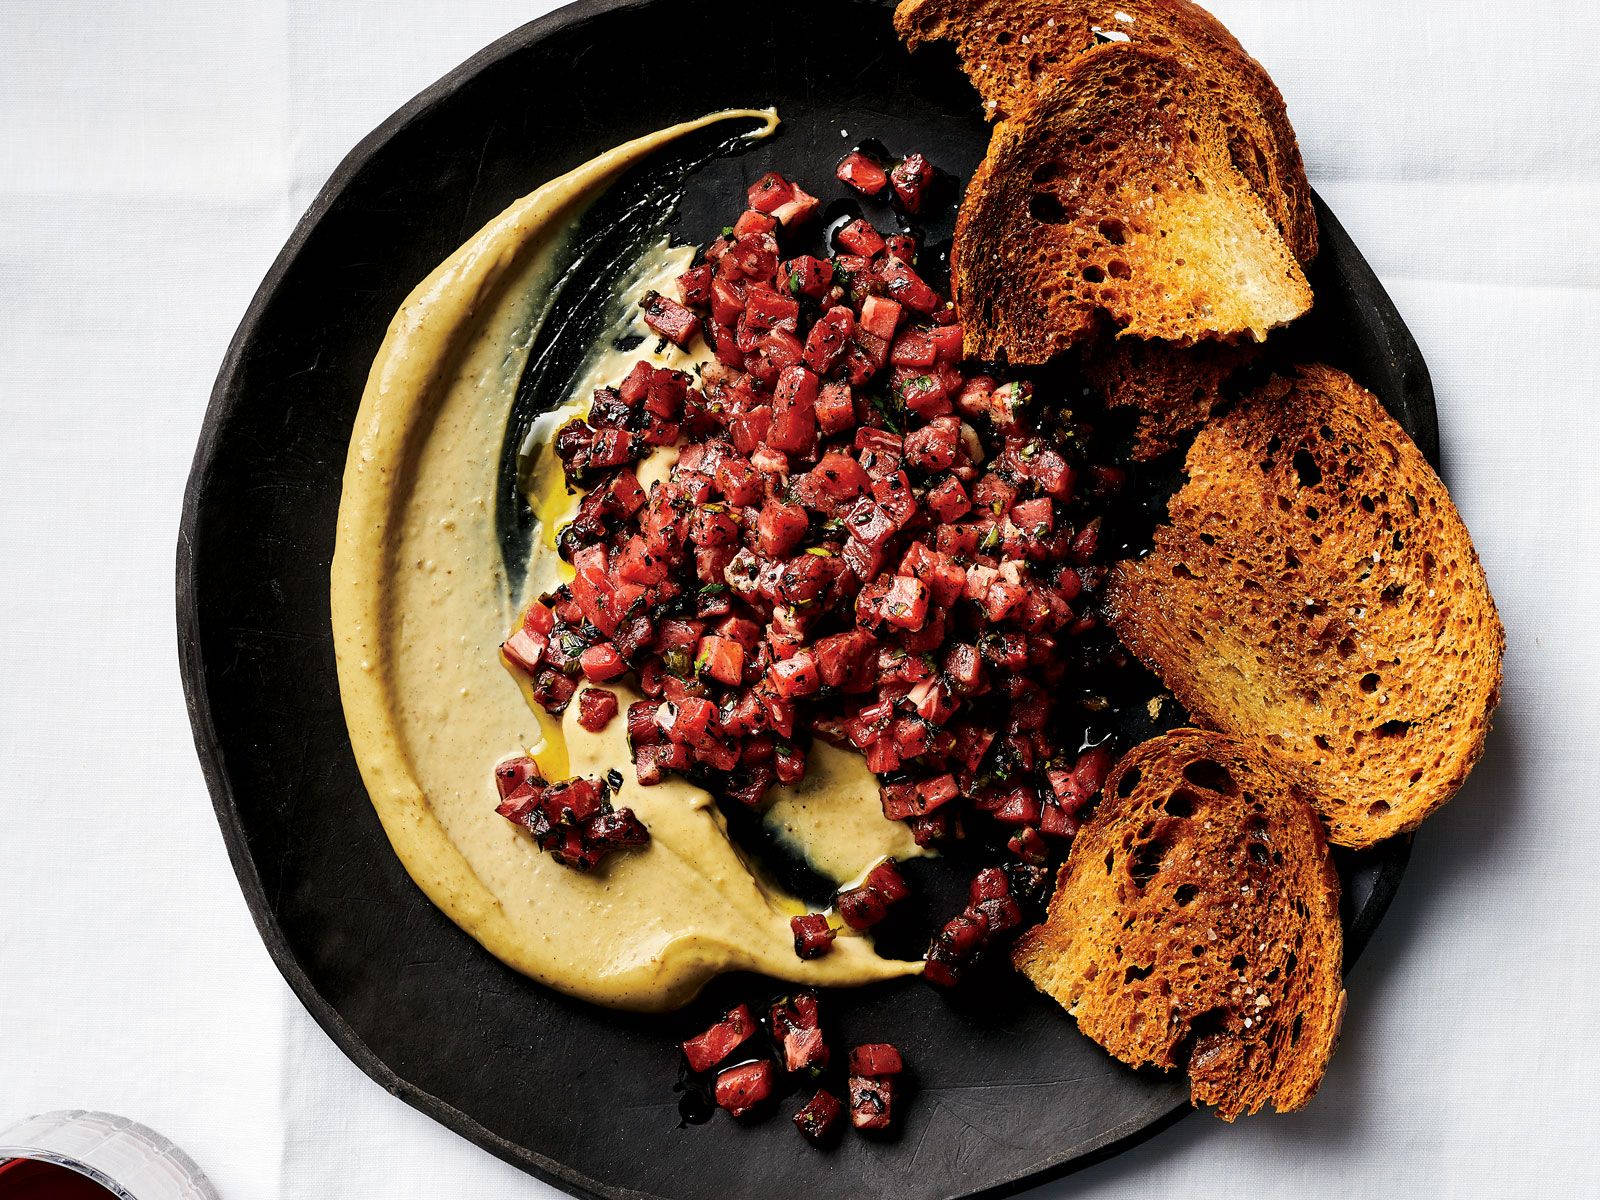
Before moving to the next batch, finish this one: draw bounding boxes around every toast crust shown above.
[1106,365,1505,847]
[1014,728,1345,1119]
[950,44,1312,362]
[894,0,1317,263]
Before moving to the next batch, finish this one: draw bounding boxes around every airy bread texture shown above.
[894,0,1317,263]
[1106,365,1505,848]
[1014,728,1345,1120]
[951,44,1312,362]
[1083,335,1259,460]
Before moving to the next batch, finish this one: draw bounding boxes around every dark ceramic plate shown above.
[177,2,1432,1197]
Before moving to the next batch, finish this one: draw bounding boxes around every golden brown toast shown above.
[894,0,1317,262]
[1083,335,1259,460]
[951,44,1312,362]
[1014,728,1345,1120]
[1106,365,1504,848]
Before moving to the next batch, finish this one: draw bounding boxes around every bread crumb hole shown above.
[1164,787,1199,817]
[1359,673,1380,693]
[1128,839,1171,887]
[1292,447,1322,487]
[1028,192,1068,223]
[1098,217,1127,244]
[1175,884,1198,906]
[1182,758,1237,795]
[1368,799,1392,818]
[1082,264,1106,283]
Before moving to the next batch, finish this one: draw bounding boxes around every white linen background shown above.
[1,0,1594,1195]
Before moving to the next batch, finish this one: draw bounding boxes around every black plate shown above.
[177,2,1430,1196]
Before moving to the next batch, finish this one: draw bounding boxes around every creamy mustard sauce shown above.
[518,239,703,577]
[766,742,922,887]
[331,111,921,1011]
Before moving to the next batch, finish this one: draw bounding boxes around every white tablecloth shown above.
[2,2,1596,1195]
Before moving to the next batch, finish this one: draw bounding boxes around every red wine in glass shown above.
[0,1158,119,1198]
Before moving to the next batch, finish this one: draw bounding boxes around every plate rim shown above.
[175,3,1420,1196]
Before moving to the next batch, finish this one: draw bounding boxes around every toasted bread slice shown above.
[1106,365,1504,847]
[1084,335,1259,460]
[1014,728,1344,1120]
[894,0,1317,263]
[951,44,1312,362]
